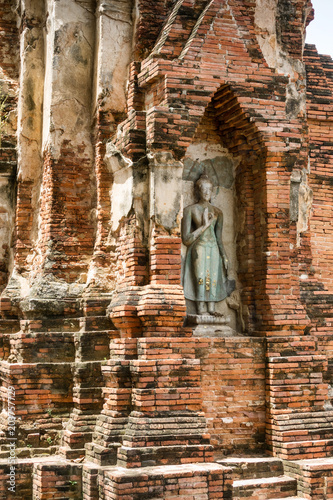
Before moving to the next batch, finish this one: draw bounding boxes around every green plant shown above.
[46,437,52,445]
[69,480,77,486]
[26,444,32,448]
[46,408,53,417]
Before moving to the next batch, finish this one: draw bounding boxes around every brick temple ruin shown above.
[0,0,332,499]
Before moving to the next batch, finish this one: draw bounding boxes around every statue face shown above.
[198,181,213,202]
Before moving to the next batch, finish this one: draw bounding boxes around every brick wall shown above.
[0,1,332,499]
[0,0,19,81]
[302,45,333,336]
[285,459,333,500]
[33,145,95,282]
[197,337,266,457]
[0,0,18,292]
[0,462,32,499]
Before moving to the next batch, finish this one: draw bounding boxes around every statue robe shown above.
[183,220,228,302]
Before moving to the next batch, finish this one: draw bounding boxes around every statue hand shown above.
[203,208,214,228]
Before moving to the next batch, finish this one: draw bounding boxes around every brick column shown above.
[137,152,186,334]
[86,0,135,294]
[266,335,333,460]
[0,0,44,311]
[85,338,137,465]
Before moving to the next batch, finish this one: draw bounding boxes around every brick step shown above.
[233,475,297,500]
[280,427,333,440]
[85,441,119,465]
[117,443,213,468]
[19,316,113,333]
[217,456,283,479]
[272,410,333,427]
[8,331,112,362]
[80,316,114,331]
[100,462,228,498]
[268,411,333,444]
[58,446,86,460]
[272,438,333,460]
[0,319,20,333]
[0,445,57,459]
[20,317,81,332]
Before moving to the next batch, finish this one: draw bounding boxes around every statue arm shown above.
[182,206,212,247]
[215,211,229,270]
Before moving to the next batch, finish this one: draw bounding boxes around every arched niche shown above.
[181,86,268,336]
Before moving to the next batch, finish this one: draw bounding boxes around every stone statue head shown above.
[195,174,213,202]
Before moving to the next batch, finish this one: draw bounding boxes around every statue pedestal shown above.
[186,314,237,337]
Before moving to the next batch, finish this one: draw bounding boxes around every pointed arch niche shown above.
[181,85,268,335]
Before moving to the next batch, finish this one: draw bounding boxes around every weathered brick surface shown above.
[233,475,297,500]
[0,0,18,293]
[0,461,32,500]
[285,458,333,500]
[34,147,95,281]
[101,463,231,500]
[265,335,333,460]
[87,333,213,469]
[0,1,332,499]
[115,0,312,338]
[218,456,284,480]
[301,45,333,336]
[196,337,266,456]
[0,0,19,81]
[32,462,82,500]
